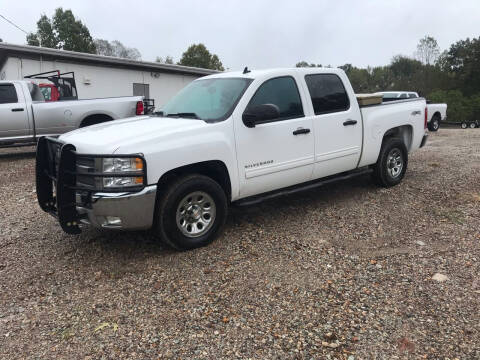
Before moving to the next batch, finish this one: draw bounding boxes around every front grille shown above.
[76,156,96,189]
[45,141,61,179]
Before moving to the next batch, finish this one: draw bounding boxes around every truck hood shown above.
[59,116,208,154]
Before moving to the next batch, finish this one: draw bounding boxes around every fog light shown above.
[103,216,122,227]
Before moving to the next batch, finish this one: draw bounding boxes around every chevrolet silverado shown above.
[36,68,428,250]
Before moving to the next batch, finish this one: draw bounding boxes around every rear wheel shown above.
[461,122,468,129]
[371,137,408,187]
[470,122,476,129]
[428,114,440,132]
[154,174,228,250]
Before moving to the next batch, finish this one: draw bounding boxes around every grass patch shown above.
[435,208,465,225]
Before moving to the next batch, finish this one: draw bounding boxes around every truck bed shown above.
[359,97,427,167]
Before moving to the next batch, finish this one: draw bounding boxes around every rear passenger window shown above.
[248,76,304,120]
[28,83,46,102]
[400,93,407,99]
[408,93,417,98]
[0,84,18,104]
[305,74,349,115]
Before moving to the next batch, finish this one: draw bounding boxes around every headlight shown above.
[102,157,145,188]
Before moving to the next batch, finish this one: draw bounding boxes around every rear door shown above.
[302,73,363,179]
[234,75,315,197]
[0,83,30,139]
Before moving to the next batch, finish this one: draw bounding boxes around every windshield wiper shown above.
[165,112,200,119]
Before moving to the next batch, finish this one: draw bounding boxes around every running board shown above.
[0,142,36,149]
[234,168,372,207]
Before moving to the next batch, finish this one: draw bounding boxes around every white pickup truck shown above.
[378,91,447,132]
[0,80,146,147]
[36,68,428,250]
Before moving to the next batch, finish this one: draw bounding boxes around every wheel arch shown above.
[79,113,114,127]
[381,124,413,152]
[156,160,232,202]
[431,111,441,121]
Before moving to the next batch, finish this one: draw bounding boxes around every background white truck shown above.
[36,68,428,250]
[378,91,447,131]
[0,80,147,147]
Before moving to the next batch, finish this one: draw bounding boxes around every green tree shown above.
[178,44,224,71]
[27,8,95,54]
[339,64,371,93]
[156,56,174,64]
[415,36,440,65]
[95,39,141,60]
[429,90,473,122]
[440,37,480,96]
[296,61,322,68]
[26,14,56,48]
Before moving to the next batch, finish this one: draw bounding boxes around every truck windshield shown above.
[161,78,252,122]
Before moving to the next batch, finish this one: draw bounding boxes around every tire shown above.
[80,115,113,128]
[371,137,408,187]
[461,122,468,129]
[469,122,476,129]
[428,114,440,132]
[154,174,228,250]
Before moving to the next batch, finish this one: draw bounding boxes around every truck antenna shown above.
[243,67,251,74]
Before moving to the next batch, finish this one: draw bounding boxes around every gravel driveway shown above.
[1,129,479,359]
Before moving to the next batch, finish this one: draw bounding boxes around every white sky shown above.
[1,0,478,70]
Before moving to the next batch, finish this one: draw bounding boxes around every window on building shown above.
[133,83,150,99]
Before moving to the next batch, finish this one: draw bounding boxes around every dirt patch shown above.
[0,130,479,359]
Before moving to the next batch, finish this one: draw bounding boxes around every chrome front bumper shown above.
[76,185,157,230]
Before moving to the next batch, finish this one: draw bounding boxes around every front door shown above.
[234,75,315,198]
[0,83,30,139]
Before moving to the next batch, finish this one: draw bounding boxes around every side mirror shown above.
[242,104,280,128]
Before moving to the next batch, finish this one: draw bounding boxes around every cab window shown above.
[0,84,18,104]
[40,87,52,101]
[304,74,350,115]
[247,76,304,121]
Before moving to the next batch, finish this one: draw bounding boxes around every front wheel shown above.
[371,137,408,187]
[154,174,228,250]
[470,122,476,129]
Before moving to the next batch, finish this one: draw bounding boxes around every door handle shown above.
[293,128,310,135]
[343,119,357,126]
[12,108,25,112]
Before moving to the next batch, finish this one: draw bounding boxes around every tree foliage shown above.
[440,37,480,97]
[156,56,174,64]
[95,39,141,60]
[415,36,440,65]
[296,61,322,68]
[27,8,95,53]
[178,44,224,71]
[298,36,480,122]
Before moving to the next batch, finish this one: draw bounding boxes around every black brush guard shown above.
[36,137,147,234]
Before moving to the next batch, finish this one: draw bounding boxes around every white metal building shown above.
[0,43,216,107]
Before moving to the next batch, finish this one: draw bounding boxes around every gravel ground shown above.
[0,129,479,359]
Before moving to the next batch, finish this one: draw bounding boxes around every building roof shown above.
[0,42,218,77]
